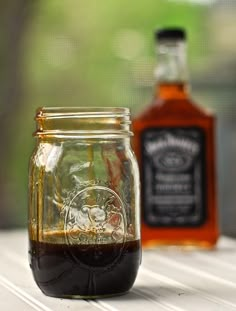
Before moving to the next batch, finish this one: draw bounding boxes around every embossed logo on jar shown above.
[64,186,127,268]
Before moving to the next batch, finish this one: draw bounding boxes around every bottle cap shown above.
[155,28,186,41]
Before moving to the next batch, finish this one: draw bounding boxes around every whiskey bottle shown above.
[132,28,219,248]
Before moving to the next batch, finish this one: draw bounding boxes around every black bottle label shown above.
[141,127,206,227]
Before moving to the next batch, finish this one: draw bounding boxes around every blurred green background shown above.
[1,0,236,235]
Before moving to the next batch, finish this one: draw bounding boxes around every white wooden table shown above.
[1,231,236,311]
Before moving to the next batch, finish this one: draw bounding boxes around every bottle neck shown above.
[155,82,189,100]
[154,39,189,99]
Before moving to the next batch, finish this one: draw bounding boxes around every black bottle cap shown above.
[155,28,186,41]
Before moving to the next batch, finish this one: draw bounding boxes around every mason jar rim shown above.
[35,106,133,139]
[36,107,130,119]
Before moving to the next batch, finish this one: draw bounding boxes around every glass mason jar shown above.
[28,107,141,298]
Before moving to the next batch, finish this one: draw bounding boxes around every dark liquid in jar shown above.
[29,238,141,297]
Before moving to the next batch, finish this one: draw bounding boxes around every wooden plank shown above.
[137,267,236,311]
[154,250,236,286]
[0,281,40,311]
[143,252,236,309]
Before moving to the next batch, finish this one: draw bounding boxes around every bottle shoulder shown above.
[133,97,215,123]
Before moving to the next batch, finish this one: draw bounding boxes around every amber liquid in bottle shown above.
[132,29,219,248]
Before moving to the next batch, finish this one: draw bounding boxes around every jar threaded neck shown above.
[35,107,132,138]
